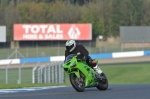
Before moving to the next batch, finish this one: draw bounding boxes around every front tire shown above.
[96,73,108,90]
[70,73,85,92]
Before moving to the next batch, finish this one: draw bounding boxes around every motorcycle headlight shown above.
[71,62,76,67]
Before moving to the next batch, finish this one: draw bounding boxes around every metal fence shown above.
[0,45,150,59]
[33,61,65,84]
[0,40,150,59]
[0,61,64,84]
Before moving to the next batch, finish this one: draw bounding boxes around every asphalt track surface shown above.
[0,84,150,99]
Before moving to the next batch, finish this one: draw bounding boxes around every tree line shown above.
[0,0,150,41]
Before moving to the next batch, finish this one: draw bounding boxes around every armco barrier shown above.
[0,50,150,65]
[20,57,50,64]
[90,53,112,59]
[0,59,20,65]
[112,51,144,58]
[144,50,150,56]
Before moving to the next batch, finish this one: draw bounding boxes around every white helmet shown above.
[65,39,76,52]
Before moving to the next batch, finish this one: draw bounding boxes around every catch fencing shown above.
[1,40,150,59]
[0,61,65,84]
[33,61,65,84]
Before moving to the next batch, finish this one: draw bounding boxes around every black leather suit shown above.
[65,44,95,67]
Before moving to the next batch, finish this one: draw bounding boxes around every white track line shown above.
[0,86,66,94]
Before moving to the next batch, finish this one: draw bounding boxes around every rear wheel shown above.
[70,73,85,92]
[96,73,108,90]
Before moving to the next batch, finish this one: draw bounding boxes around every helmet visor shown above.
[66,44,74,52]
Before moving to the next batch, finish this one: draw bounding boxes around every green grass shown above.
[0,63,150,89]
[0,68,32,84]
[100,63,150,84]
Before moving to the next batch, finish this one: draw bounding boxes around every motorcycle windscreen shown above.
[65,54,76,63]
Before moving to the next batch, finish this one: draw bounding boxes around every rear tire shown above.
[96,73,108,90]
[70,73,85,92]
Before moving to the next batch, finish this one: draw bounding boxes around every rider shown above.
[65,39,103,76]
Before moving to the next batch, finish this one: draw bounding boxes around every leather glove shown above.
[77,56,87,62]
[82,56,87,61]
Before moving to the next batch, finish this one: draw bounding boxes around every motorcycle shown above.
[62,54,108,92]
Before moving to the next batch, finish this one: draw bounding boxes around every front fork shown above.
[71,70,80,78]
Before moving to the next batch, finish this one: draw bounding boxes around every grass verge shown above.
[0,63,150,89]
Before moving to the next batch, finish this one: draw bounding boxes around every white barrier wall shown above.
[50,56,65,61]
[0,59,20,65]
[112,51,144,58]
[0,50,150,65]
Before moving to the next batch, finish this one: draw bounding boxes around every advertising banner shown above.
[14,24,92,41]
[0,26,6,42]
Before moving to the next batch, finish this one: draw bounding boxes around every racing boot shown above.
[93,65,102,74]
[93,65,105,81]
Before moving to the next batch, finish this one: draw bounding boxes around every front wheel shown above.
[96,73,108,90]
[69,73,85,92]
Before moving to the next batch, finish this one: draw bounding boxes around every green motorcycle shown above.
[62,54,108,92]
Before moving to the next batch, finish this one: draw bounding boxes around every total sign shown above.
[14,24,92,41]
